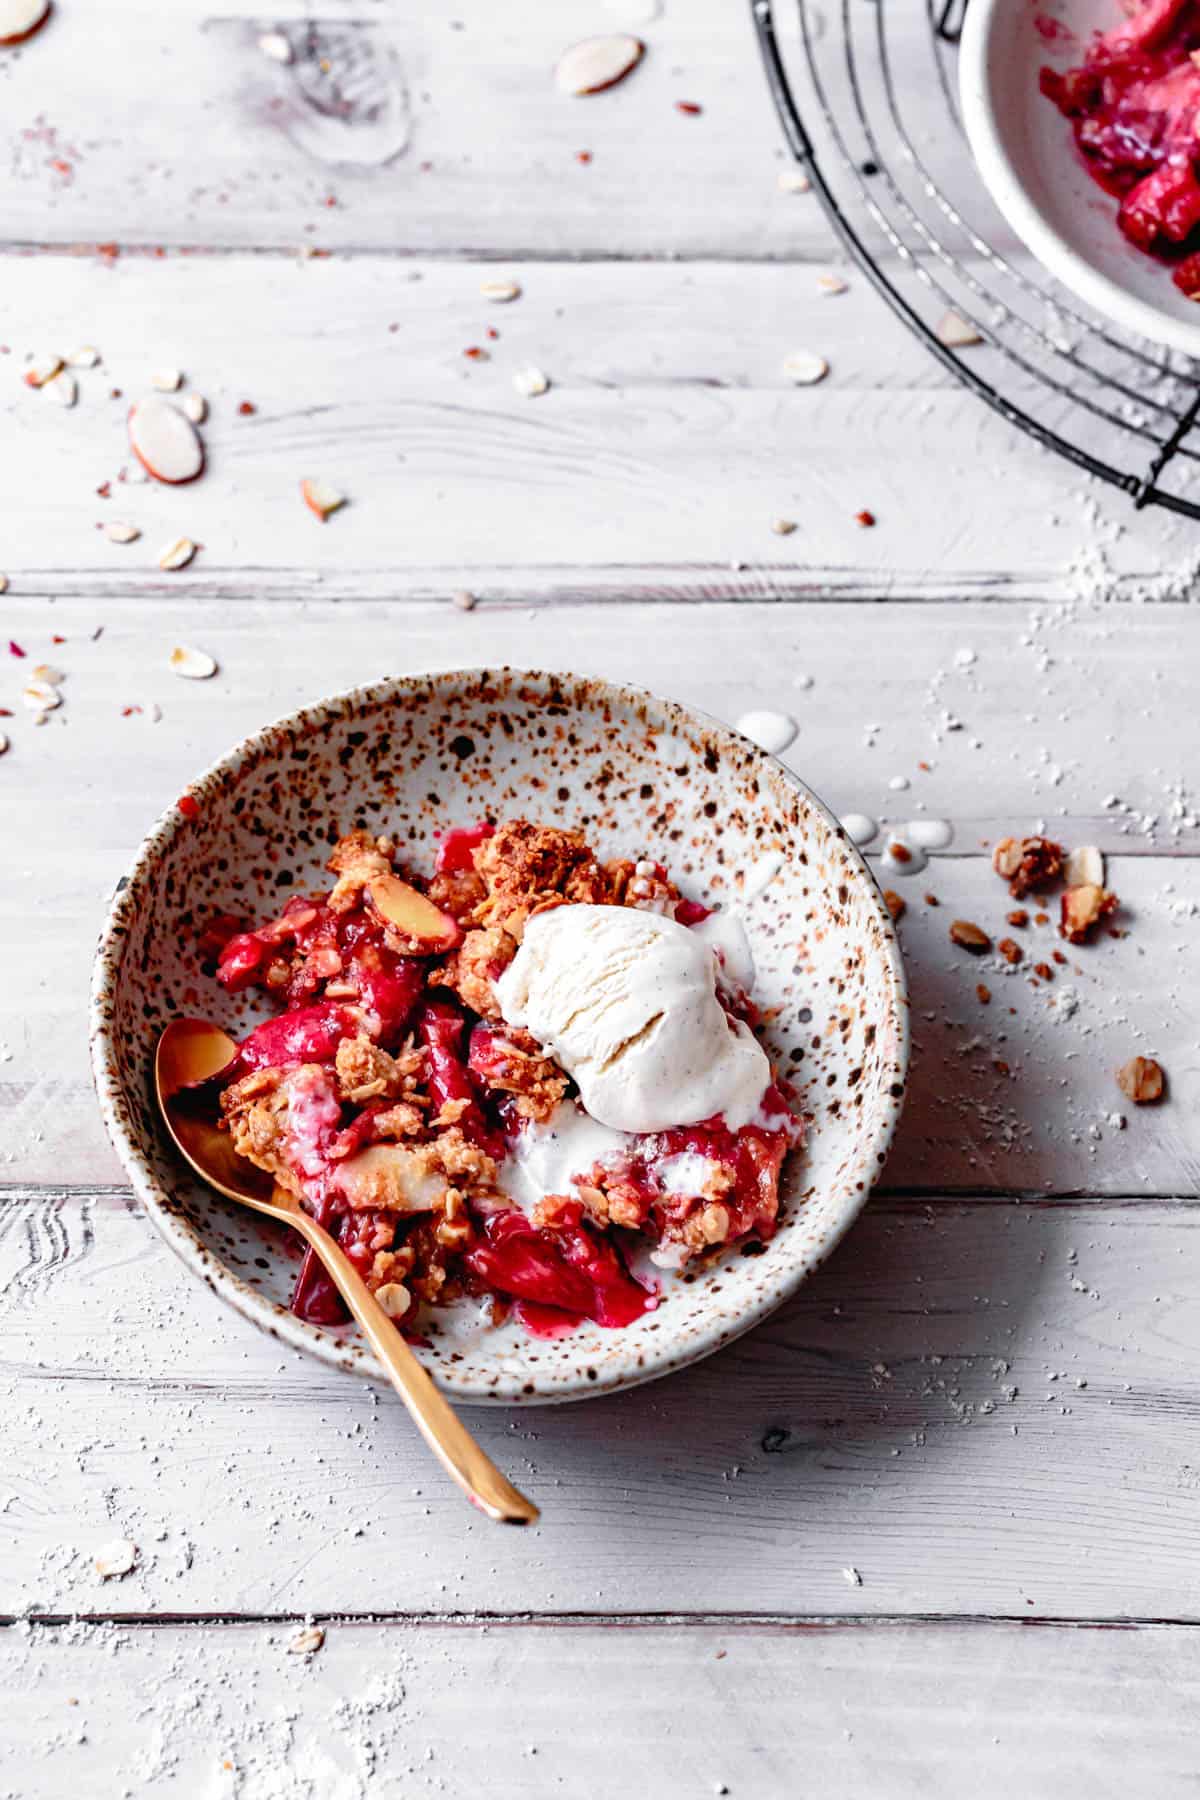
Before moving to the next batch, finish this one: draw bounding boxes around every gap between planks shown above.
[6,1610,1200,1631]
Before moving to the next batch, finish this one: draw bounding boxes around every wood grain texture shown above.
[5,1616,1200,1799]
[0,253,1194,598]
[0,0,899,260]
[6,1190,1200,1621]
[4,597,1196,1191]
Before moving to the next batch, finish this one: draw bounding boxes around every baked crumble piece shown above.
[197,817,803,1340]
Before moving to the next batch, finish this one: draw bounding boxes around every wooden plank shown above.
[0,0,951,261]
[3,1616,1200,1798]
[0,254,1195,598]
[2,595,1196,1190]
[6,1192,1200,1620]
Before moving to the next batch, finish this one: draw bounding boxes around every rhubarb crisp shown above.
[199,819,803,1340]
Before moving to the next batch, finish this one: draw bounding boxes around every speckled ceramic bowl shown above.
[90,669,908,1404]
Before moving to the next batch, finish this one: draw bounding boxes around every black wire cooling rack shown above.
[752,0,1200,518]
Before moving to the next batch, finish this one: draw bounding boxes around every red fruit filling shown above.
[1040,0,1200,288]
[200,821,803,1340]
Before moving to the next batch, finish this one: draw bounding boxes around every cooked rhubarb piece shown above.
[231,1001,362,1075]
[1042,0,1200,274]
[465,1206,655,1330]
[435,820,495,874]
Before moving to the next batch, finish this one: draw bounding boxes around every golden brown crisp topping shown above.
[431,923,517,1019]
[992,835,1064,899]
[473,818,609,933]
[326,829,395,913]
[334,1034,416,1105]
[427,865,488,922]
[882,888,906,922]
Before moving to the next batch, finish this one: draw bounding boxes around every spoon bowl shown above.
[154,1018,540,1526]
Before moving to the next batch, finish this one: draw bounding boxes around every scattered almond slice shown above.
[158,536,198,572]
[151,367,184,392]
[169,644,217,680]
[93,1539,137,1580]
[480,279,522,302]
[128,397,204,484]
[44,369,76,408]
[783,351,829,385]
[555,33,644,96]
[0,0,50,46]
[452,589,477,611]
[1117,1055,1165,1104]
[23,354,64,389]
[66,345,100,368]
[1064,844,1104,888]
[181,392,208,424]
[949,918,991,952]
[288,1625,326,1655]
[31,663,63,684]
[0,576,8,594]
[936,310,983,348]
[22,679,61,712]
[777,168,811,193]
[513,366,550,397]
[0,731,9,755]
[771,518,797,535]
[1060,882,1116,943]
[301,478,347,521]
[258,28,292,62]
[104,521,141,544]
[816,273,848,295]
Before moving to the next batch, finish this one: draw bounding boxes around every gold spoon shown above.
[155,1018,539,1526]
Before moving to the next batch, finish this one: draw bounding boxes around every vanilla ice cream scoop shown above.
[494,904,770,1133]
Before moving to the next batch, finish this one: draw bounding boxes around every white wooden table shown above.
[4,4,1200,1793]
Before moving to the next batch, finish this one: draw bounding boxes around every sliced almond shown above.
[258,28,293,63]
[104,521,141,544]
[949,918,991,953]
[151,367,183,392]
[300,478,347,521]
[128,397,204,485]
[23,354,63,389]
[1065,844,1104,889]
[777,168,811,194]
[782,351,829,385]
[480,279,522,303]
[513,366,549,397]
[66,345,100,368]
[31,662,63,684]
[158,536,198,572]
[44,369,76,407]
[1116,1055,1165,1104]
[287,1625,326,1655]
[1060,882,1116,943]
[0,575,8,594]
[816,273,848,295]
[22,679,61,712]
[936,310,982,348]
[555,33,644,96]
[0,0,50,46]
[169,644,217,680]
[0,731,9,755]
[181,391,208,424]
[452,589,477,611]
[93,1538,137,1580]
[374,1281,411,1321]
[771,518,797,536]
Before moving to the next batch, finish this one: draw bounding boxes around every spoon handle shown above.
[288,1205,539,1526]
